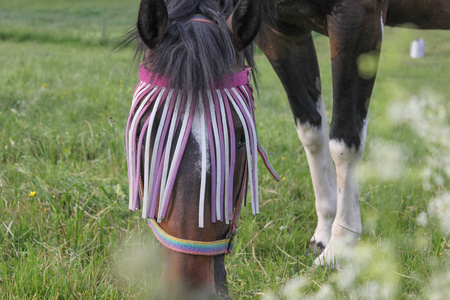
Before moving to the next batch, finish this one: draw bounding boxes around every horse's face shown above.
[134,86,253,299]
[155,106,248,297]
[133,82,258,296]
[127,0,263,298]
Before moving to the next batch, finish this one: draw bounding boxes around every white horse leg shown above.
[296,97,337,251]
[314,117,368,266]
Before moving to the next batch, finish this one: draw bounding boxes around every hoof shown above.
[313,253,339,270]
[306,241,325,257]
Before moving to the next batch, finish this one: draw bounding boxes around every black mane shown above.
[118,0,259,91]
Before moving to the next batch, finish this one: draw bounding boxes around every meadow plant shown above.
[388,90,450,190]
[359,138,407,182]
[263,240,398,299]
[426,267,450,300]
[111,232,162,296]
[262,74,450,300]
[428,193,450,234]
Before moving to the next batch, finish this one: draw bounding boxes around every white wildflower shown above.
[388,90,449,190]
[261,292,277,300]
[416,211,428,226]
[308,284,334,300]
[427,268,450,300]
[428,192,450,234]
[359,139,407,182]
[281,276,309,299]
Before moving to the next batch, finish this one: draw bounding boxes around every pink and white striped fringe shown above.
[126,65,279,228]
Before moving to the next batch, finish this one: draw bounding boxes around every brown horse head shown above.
[125,0,276,298]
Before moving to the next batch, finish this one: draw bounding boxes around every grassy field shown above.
[1,1,449,299]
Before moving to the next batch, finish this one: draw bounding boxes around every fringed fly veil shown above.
[126,65,279,228]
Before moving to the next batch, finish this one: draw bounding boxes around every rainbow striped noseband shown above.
[126,65,279,255]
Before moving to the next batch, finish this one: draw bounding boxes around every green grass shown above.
[0,0,138,47]
[1,1,449,299]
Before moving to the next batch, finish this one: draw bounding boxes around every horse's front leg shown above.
[257,27,337,254]
[317,0,386,266]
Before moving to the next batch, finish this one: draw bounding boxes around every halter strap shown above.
[143,163,248,256]
[148,218,234,255]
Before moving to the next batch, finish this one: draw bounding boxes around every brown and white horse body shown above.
[257,0,450,265]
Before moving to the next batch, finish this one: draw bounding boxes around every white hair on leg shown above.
[295,96,337,250]
[315,116,369,266]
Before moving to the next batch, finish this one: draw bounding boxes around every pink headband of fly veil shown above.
[126,65,280,229]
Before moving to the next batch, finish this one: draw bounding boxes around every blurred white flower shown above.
[337,265,358,289]
[261,292,277,300]
[428,192,450,234]
[281,276,309,299]
[388,90,449,189]
[416,211,428,227]
[309,284,334,300]
[338,241,398,299]
[427,268,450,300]
[359,139,407,182]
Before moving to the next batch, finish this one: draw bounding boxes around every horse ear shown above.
[227,0,262,51]
[137,0,168,49]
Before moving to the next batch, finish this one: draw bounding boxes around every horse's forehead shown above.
[190,108,210,174]
[189,100,244,170]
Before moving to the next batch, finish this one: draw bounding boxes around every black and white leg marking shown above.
[295,96,337,252]
[313,0,384,266]
[315,116,369,266]
[257,30,339,256]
